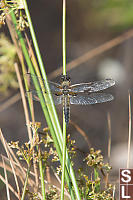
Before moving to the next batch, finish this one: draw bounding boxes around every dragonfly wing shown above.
[70,79,115,93]
[48,81,62,93]
[52,94,62,105]
[70,93,114,105]
[25,73,62,93]
[26,90,62,105]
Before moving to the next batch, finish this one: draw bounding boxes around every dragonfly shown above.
[26,74,115,124]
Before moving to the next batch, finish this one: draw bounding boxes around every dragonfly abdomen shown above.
[63,95,70,125]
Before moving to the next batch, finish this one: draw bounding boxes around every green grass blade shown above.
[61,114,67,200]
[61,0,67,199]
[22,1,81,197]
[21,165,30,200]
[10,4,81,199]
[38,147,46,200]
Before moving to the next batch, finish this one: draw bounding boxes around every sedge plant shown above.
[0,0,80,199]
[60,0,67,199]
[0,1,116,199]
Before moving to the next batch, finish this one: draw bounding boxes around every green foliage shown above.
[51,134,76,176]
[95,0,133,30]
[46,186,59,200]
[85,148,111,171]
[8,126,114,200]
[0,0,28,31]
[0,33,18,94]
[8,123,74,199]
[77,148,114,200]
[78,0,133,31]
[26,189,41,200]
[9,123,52,165]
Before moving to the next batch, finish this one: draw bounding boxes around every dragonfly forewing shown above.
[25,73,62,94]
[70,79,115,93]
[26,90,63,105]
[70,93,114,105]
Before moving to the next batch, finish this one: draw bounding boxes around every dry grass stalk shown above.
[0,130,36,187]
[46,166,51,184]
[107,112,111,164]
[0,131,37,194]
[25,33,39,73]
[14,63,39,191]
[33,155,39,191]
[0,93,21,113]
[0,129,21,197]
[2,156,11,200]
[24,33,38,124]
[6,15,39,190]
[0,173,19,199]
[105,112,112,187]
[49,28,133,79]
[6,15,23,63]
[3,138,25,177]
[14,63,32,143]
[70,120,91,148]
[0,158,25,185]
[127,91,132,168]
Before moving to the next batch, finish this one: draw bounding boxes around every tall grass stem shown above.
[127,91,132,168]
[21,165,30,200]
[10,4,81,199]
[38,147,46,200]
[22,1,81,199]
[61,0,67,199]
[62,0,66,76]
[61,113,67,200]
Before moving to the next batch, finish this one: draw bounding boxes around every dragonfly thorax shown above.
[61,79,71,95]
[61,80,71,87]
[61,87,70,95]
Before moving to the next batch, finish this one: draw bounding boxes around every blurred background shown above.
[1,0,133,197]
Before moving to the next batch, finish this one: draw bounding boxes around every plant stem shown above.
[21,164,30,200]
[38,146,46,200]
[11,1,81,198]
[62,0,66,76]
[10,11,75,200]
[61,114,67,200]
[22,0,81,198]
[94,168,100,192]
[61,0,67,199]
[22,0,63,156]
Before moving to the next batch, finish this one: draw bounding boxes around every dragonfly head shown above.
[60,75,71,86]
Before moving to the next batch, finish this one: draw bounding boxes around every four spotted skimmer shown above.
[26,74,115,124]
